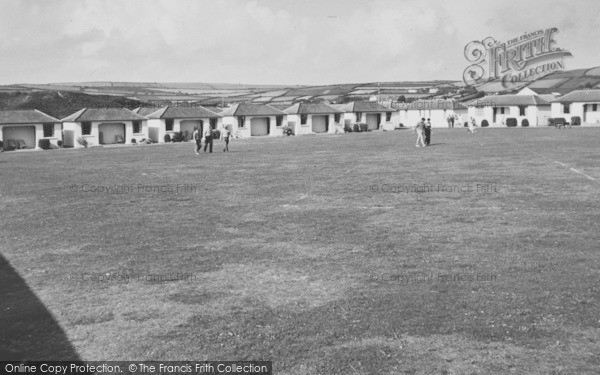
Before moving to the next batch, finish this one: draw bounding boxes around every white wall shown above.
[552,102,600,124]
[149,117,219,143]
[468,105,546,127]
[63,121,138,148]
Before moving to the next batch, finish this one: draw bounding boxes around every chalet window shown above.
[300,114,307,125]
[132,120,142,134]
[519,106,526,116]
[593,104,598,111]
[385,112,392,122]
[82,122,92,135]
[276,115,283,127]
[210,117,218,129]
[43,123,54,137]
[356,112,362,122]
[334,113,341,123]
[165,118,174,131]
[237,116,245,128]
[500,107,505,115]
[563,103,570,114]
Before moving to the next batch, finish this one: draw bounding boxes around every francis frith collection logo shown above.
[463,27,572,89]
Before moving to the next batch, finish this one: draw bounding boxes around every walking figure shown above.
[192,126,202,154]
[468,118,477,134]
[413,118,426,147]
[203,125,213,153]
[221,125,231,152]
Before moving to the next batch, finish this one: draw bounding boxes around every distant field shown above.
[1,128,600,374]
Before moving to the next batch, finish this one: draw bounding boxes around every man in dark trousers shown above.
[203,125,213,153]
[424,118,432,146]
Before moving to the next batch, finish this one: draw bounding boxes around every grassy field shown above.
[1,127,600,374]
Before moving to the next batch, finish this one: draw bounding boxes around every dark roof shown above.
[468,94,550,107]
[0,109,59,124]
[133,107,161,116]
[552,90,600,103]
[219,103,286,117]
[284,103,343,114]
[62,108,146,122]
[338,101,398,112]
[146,105,220,119]
[396,99,467,111]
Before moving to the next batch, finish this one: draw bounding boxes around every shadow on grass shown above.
[0,255,81,360]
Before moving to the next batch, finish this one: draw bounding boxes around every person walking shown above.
[413,118,426,148]
[203,125,213,153]
[221,125,231,152]
[192,126,202,154]
[424,118,432,146]
[447,114,453,128]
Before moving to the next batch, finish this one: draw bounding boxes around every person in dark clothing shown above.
[203,126,213,153]
[424,118,432,146]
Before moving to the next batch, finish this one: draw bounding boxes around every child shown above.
[468,118,477,134]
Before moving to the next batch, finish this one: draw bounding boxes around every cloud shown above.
[0,0,598,84]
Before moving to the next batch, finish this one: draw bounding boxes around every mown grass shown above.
[1,127,600,373]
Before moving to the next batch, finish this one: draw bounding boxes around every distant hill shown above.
[0,90,147,119]
[1,68,598,115]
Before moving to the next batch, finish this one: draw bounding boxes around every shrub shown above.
[183,130,193,141]
[38,139,51,150]
[464,122,468,128]
[131,138,137,144]
[0,140,3,150]
[77,137,88,148]
[506,118,517,127]
[353,124,361,132]
[547,118,555,126]
[571,116,581,126]
[282,125,294,136]
[481,120,489,127]
[164,133,171,143]
[171,132,185,142]
[359,123,368,132]
[57,140,63,148]
[398,123,404,128]
[521,119,529,127]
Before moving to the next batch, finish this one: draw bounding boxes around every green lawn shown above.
[1,128,600,374]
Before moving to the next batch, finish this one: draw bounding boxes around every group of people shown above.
[413,116,478,147]
[191,125,231,154]
[412,118,432,147]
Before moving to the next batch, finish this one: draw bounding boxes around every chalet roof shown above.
[396,99,467,111]
[145,105,220,119]
[0,109,60,124]
[468,94,550,107]
[337,101,398,112]
[284,103,343,114]
[62,108,146,122]
[551,90,600,103]
[219,103,286,117]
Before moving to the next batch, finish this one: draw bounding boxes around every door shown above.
[250,117,269,136]
[311,115,328,133]
[365,114,378,130]
[180,120,203,139]
[98,123,125,144]
[2,126,35,149]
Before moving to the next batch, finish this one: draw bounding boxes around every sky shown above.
[0,0,598,85]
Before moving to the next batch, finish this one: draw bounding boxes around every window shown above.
[334,113,341,123]
[500,107,505,115]
[593,104,598,112]
[43,123,54,137]
[276,115,283,127]
[563,103,570,114]
[300,114,307,125]
[210,117,218,129]
[165,118,174,131]
[82,122,92,135]
[132,120,142,134]
[519,106,526,116]
[385,112,392,122]
[356,112,362,122]
[237,116,245,128]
